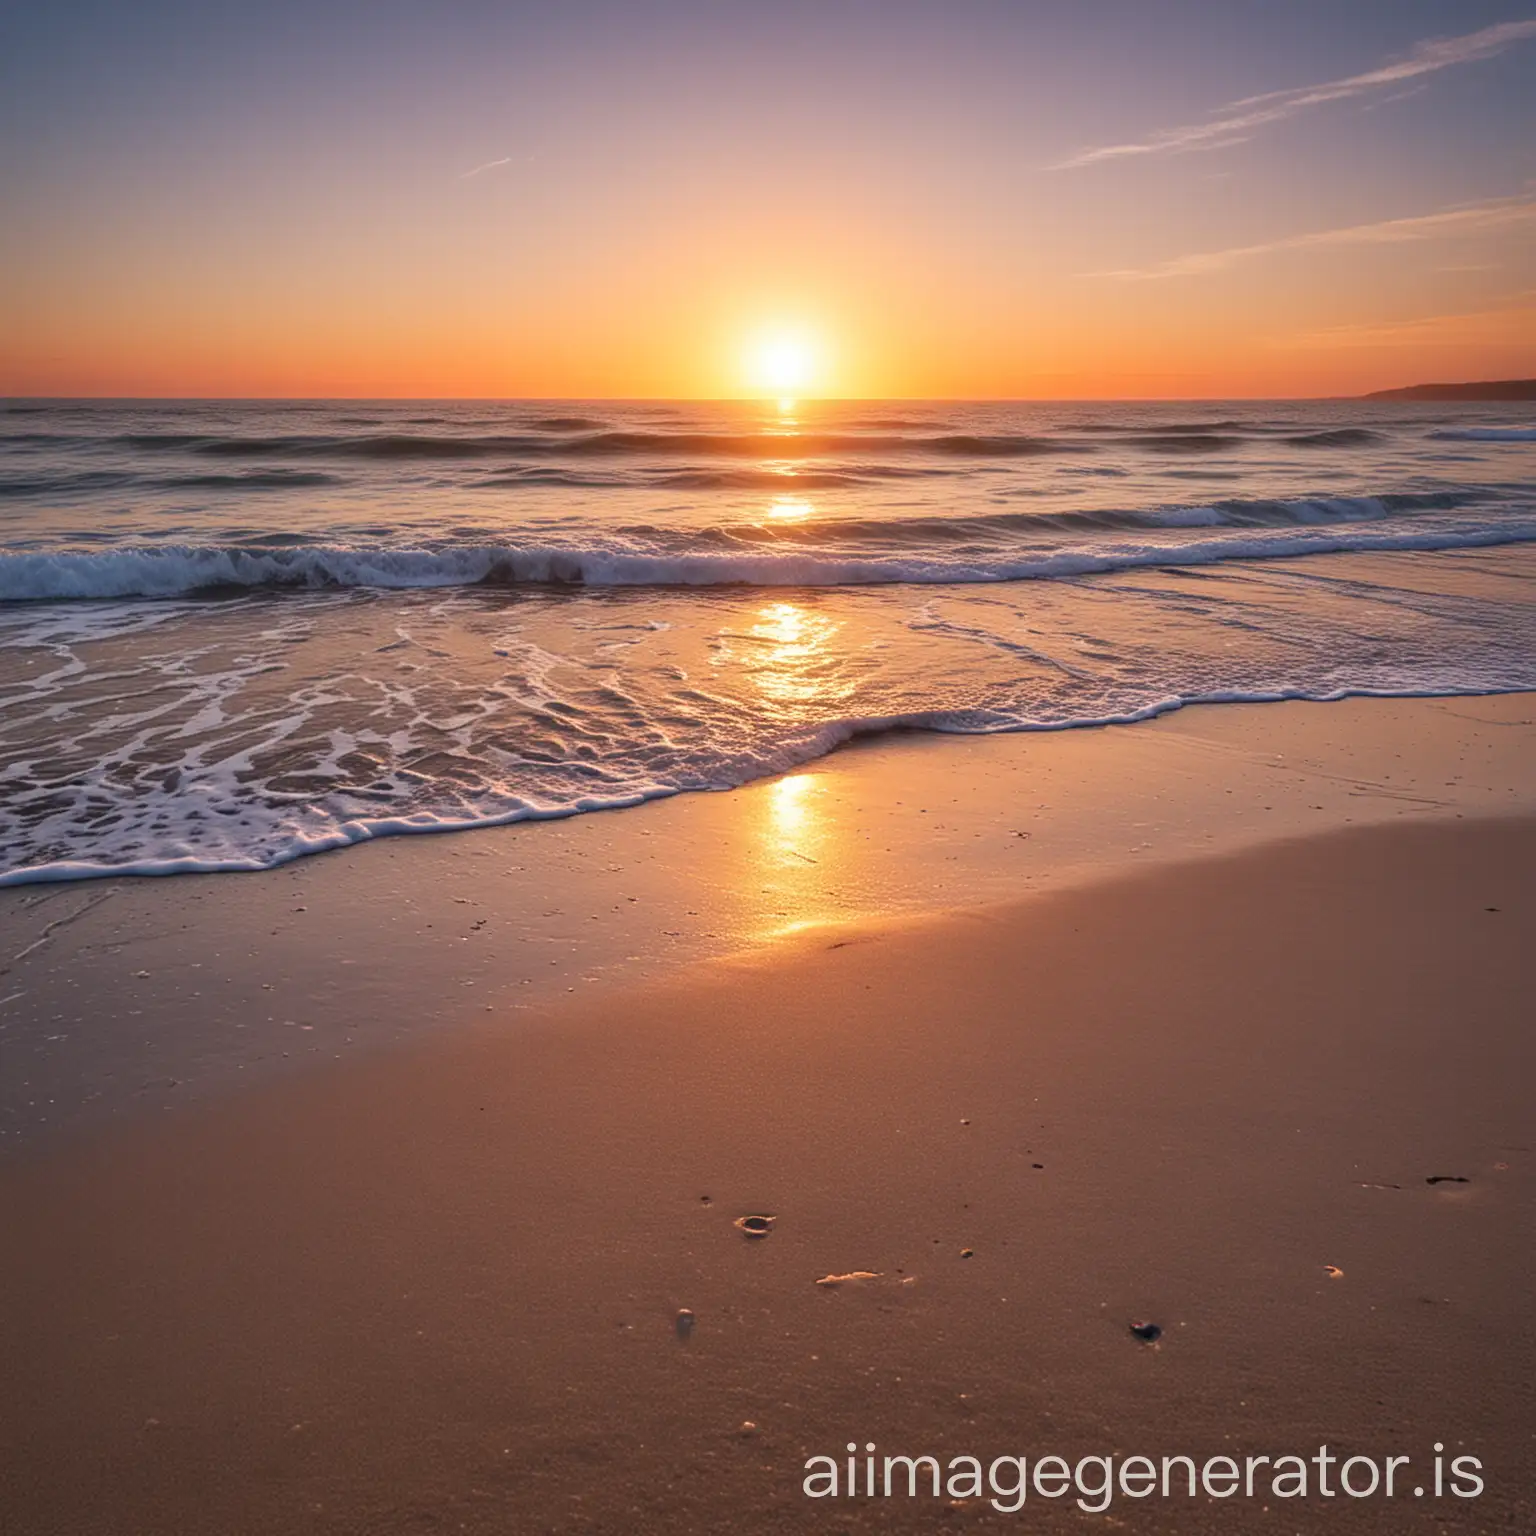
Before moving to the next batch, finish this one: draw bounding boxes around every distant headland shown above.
[1362,380,1536,402]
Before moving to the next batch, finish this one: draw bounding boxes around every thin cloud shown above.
[1053,18,1536,170]
[459,156,513,180]
[1275,293,1536,349]
[1085,193,1536,280]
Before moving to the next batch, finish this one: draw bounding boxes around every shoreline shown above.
[1,814,1532,1532]
[2,690,1533,1148]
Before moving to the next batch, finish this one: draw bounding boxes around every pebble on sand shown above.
[1129,1321,1162,1342]
[675,1309,695,1340]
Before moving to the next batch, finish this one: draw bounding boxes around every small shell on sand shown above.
[734,1215,775,1237]
[674,1309,695,1340]
[816,1271,883,1287]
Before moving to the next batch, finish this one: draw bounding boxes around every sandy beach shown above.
[7,6,1536,1529]
[1,697,1533,1534]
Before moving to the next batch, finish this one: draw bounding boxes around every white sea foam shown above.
[4,680,1532,888]
[2,507,1533,601]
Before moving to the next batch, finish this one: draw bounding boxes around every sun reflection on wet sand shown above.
[770,771,815,838]
[757,770,838,937]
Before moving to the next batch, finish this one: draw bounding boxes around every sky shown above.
[1,0,1533,398]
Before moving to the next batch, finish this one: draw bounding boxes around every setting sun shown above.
[745,328,822,397]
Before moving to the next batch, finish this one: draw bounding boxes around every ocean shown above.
[2,396,1533,885]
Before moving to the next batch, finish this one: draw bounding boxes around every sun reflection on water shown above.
[768,497,813,521]
[743,601,848,709]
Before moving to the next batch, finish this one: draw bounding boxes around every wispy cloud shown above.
[459,156,513,180]
[1085,193,1536,280]
[1053,19,1536,170]
[1274,293,1536,349]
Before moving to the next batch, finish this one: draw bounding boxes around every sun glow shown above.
[768,496,813,521]
[745,327,822,397]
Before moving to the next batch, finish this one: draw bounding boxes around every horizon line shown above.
[6,385,1527,405]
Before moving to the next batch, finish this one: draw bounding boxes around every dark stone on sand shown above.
[960,1248,974,1259]
[1425,1175,1469,1185]
[1130,1321,1162,1342]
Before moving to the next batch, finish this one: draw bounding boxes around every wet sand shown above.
[1,810,1533,1533]
[3,692,1533,1146]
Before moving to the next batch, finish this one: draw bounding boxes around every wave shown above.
[1282,428,1383,448]
[1125,434,1252,453]
[2,495,1529,601]
[0,471,136,497]
[1069,420,1249,434]
[156,470,343,490]
[0,467,345,497]
[556,431,1080,459]
[10,426,1386,461]
[722,490,1476,542]
[525,415,607,432]
[473,466,927,491]
[16,421,1523,464]
[650,466,954,490]
[1428,427,1536,442]
[653,469,876,491]
[44,427,1087,460]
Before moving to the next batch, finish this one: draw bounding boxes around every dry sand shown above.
[1,809,1533,1533]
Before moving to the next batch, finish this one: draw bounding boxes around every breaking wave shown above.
[1,492,1528,601]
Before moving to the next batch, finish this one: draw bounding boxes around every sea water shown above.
[2,397,1533,883]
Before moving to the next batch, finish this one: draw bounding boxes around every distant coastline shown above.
[1362,379,1536,402]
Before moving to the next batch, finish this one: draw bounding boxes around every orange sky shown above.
[3,4,1533,398]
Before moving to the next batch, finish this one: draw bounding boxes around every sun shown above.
[745,327,822,397]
